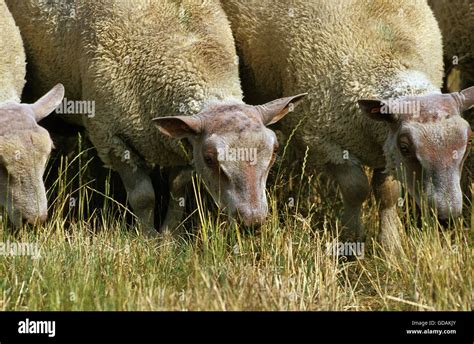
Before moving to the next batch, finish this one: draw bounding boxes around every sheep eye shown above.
[399,144,410,155]
[204,154,216,167]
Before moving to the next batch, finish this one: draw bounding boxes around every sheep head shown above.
[0,84,64,226]
[154,93,307,227]
[359,86,473,220]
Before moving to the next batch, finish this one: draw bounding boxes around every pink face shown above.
[154,94,307,227]
[359,87,474,220]
[193,107,279,226]
[0,84,64,226]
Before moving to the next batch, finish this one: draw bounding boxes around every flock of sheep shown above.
[0,0,472,249]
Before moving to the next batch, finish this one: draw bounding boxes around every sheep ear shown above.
[29,84,65,122]
[358,99,398,123]
[256,93,308,126]
[458,86,474,112]
[153,116,202,139]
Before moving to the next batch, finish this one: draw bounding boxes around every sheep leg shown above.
[372,169,402,250]
[328,162,370,243]
[160,167,193,237]
[111,157,157,237]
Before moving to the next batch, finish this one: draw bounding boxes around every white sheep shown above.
[6,0,306,235]
[429,0,473,203]
[222,0,474,248]
[0,0,64,226]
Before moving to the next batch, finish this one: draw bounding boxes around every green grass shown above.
[0,138,471,311]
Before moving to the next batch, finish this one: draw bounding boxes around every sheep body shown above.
[428,0,474,91]
[222,0,444,171]
[0,0,64,226]
[7,0,305,232]
[0,0,25,103]
[6,0,243,169]
[222,0,474,247]
[428,0,473,194]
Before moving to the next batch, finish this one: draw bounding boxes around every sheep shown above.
[6,0,306,235]
[0,0,64,226]
[428,0,474,92]
[428,0,473,213]
[221,0,474,248]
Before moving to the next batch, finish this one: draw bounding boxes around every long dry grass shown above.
[0,135,471,311]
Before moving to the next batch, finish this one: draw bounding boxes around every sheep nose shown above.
[238,209,266,228]
[242,216,265,228]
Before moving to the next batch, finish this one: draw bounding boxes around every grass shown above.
[0,135,471,311]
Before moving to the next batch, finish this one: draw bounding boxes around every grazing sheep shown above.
[222,0,473,247]
[0,0,64,226]
[428,0,473,211]
[6,0,306,235]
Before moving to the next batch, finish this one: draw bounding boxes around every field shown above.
[0,135,472,311]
